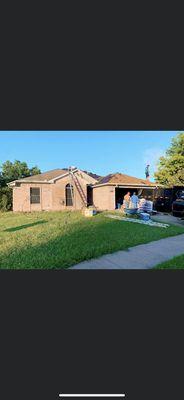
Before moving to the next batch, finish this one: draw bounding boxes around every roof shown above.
[16,169,68,182]
[82,171,101,180]
[95,173,156,187]
[9,168,100,185]
[8,169,155,187]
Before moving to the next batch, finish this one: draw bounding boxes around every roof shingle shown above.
[12,169,154,186]
[18,169,68,182]
[96,173,155,186]
[82,171,101,180]
[14,168,100,183]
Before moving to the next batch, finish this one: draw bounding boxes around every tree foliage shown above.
[0,187,12,211]
[154,133,184,186]
[0,160,41,211]
[1,160,41,184]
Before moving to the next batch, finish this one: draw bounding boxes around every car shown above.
[172,189,184,217]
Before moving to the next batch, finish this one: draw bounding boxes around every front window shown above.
[66,184,74,206]
[30,188,40,204]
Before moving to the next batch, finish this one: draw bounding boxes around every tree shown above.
[0,160,41,211]
[0,171,6,188]
[0,160,41,184]
[154,133,184,186]
[0,187,12,211]
[29,166,41,176]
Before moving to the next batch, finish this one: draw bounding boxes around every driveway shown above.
[152,213,184,227]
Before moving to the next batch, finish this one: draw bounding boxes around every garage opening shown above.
[115,187,155,209]
[115,188,137,208]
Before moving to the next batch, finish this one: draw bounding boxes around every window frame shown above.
[30,187,41,204]
[65,184,74,206]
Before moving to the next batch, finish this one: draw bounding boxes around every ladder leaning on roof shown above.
[68,167,88,208]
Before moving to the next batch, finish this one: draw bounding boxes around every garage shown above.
[92,173,157,210]
[115,187,156,208]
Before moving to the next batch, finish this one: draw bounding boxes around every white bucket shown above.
[84,208,97,217]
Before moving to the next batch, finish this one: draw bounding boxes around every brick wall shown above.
[93,185,115,210]
[13,171,89,212]
[13,183,52,212]
[52,174,86,210]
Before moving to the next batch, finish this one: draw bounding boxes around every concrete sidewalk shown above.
[70,234,184,269]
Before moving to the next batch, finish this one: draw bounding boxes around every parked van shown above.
[172,188,184,217]
[154,186,184,213]
[153,188,173,212]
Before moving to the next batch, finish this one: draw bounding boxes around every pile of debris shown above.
[106,214,170,228]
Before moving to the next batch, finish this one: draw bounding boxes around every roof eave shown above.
[7,181,16,187]
[92,182,158,188]
[8,180,52,185]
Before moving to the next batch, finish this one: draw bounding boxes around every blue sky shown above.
[0,131,179,181]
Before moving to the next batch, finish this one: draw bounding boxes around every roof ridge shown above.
[36,168,66,174]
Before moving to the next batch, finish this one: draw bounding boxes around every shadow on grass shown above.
[4,220,47,232]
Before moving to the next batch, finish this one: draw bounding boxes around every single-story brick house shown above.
[9,167,157,212]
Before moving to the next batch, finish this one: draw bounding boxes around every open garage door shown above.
[115,187,155,209]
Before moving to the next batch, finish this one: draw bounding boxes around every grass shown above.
[1,211,184,269]
[154,254,184,269]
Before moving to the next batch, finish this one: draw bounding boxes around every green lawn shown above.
[1,211,184,269]
[154,254,184,269]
